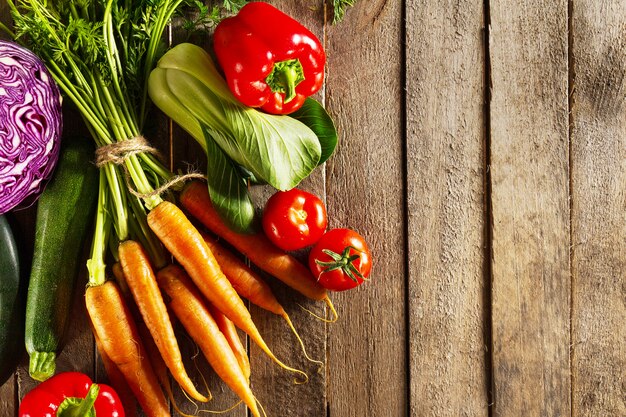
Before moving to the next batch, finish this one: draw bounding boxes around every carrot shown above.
[147,201,306,381]
[205,301,251,382]
[85,281,169,417]
[202,233,320,365]
[201,233,283,314]
[112,262,196,412]
[93,328,139,417]
[180,181,327,301]
[156,265,260,417]
[118,240,207,403]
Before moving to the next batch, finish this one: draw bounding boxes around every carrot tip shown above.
[282,312,324,370]
[266,351,309,384]
[196,400,244,415]
[297,296,339,323]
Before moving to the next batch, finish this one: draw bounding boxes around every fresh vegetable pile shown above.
[0,1,369,416]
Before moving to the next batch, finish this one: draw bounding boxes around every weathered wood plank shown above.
[571,1,626,416]
[406,0,489,415]
[324,1,405,416]
[0,378,16,417]
[488,1,571,416]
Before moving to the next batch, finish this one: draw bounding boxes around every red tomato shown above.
[262,189,328,251]
[308,228,372,291]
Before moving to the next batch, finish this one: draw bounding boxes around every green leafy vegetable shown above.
[4,0,186,285]
[148,43,323,230]
[291,98,338,165]
[182,0,247,35]
[203,127,255,232]
[330,0,357,24]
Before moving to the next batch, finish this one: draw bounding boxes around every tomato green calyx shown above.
[56,383,99,417]
[265,59,305,103]
[316,246,367,283]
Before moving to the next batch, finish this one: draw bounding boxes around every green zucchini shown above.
[25,139,98,381]
[0,215,23,385]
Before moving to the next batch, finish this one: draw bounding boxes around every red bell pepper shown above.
[214,2,326,115]
[19,372,125,417]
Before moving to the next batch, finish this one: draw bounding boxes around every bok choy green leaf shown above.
[291,99,338,166]
[203,126,256,232]
[148,42,322,232]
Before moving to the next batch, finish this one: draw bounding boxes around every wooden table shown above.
[1,1,624,416]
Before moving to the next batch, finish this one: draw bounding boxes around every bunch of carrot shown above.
[85,178,338,417]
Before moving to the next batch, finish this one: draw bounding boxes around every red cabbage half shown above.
[0,40,62,214]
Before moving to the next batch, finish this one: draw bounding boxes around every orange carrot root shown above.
[119,240,207,403]
[156,265,261,417]
[202,233,321,365]
[147,201,307,382]
[114,261,203,415]
[93,329,139,417]
[180,181,327,301]
[206,302,251,382]
[201,233,283,316]
[85,281,170,417]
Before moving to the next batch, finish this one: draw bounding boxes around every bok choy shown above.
[148,42,323,232]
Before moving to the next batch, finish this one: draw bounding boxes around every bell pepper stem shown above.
[281,65,298,103]
[265,59,305,104]
[57,384,100,417]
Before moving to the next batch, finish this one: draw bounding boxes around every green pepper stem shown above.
[281,65,298,103]
[265,59,305,104]
[57,384,100,417]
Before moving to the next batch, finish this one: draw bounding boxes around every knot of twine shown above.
[95,136,205,199]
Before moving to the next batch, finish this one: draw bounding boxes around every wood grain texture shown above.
[325,0,406,416]
[489,1,571,416]
[406,0,489,415]
[571,1,626,416]
[0,376,16,417]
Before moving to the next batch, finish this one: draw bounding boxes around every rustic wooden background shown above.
[1,0,625,416]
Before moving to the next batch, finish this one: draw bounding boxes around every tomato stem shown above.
[315,246,367,283]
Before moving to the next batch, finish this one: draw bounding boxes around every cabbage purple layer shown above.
[0,40,63,214]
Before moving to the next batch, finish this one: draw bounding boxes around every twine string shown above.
[95,136,159,168]
[95,136,205,199]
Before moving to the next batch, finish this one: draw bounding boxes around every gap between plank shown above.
[400,0,410,415]
[482,0,495,415]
